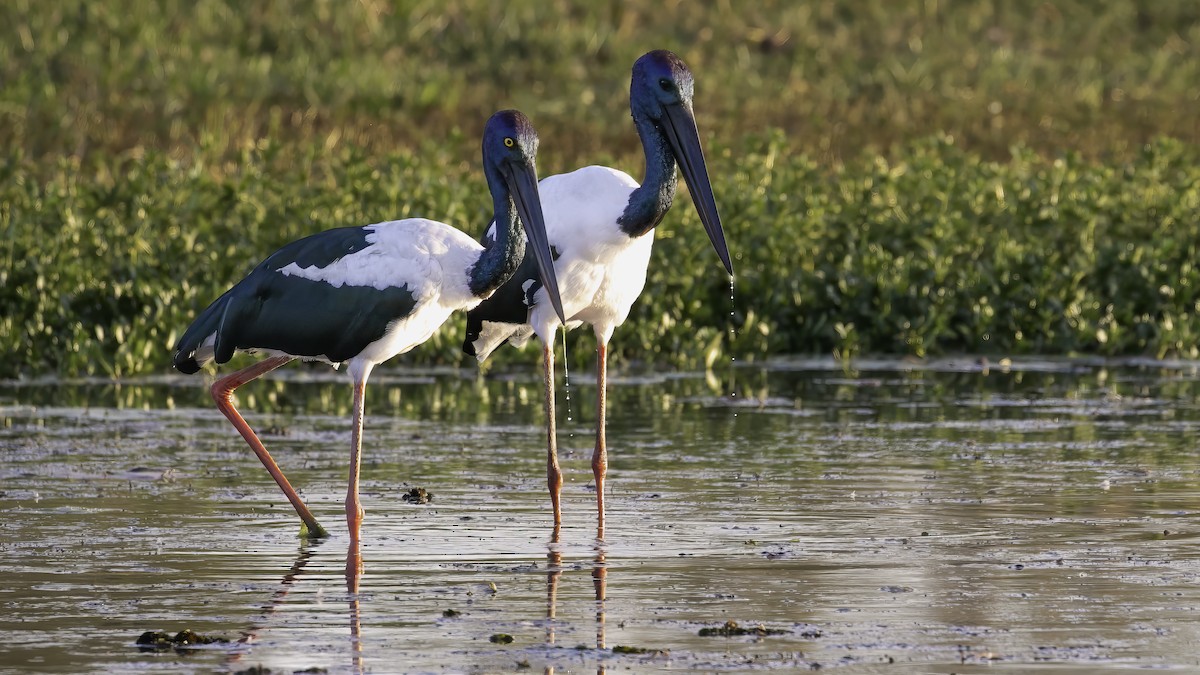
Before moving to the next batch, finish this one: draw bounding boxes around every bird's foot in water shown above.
[299,520,330,539]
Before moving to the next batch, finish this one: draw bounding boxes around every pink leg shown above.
[346,371,369,545]
[210,356,328,538]
[347,382,366,665]
[544,342,562,527]
[346,539,363,593]
[592,341,609,539]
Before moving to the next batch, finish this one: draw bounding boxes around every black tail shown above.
[172,290,231,374]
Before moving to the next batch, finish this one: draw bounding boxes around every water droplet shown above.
[562,329,574,436]
[728,276,738,412]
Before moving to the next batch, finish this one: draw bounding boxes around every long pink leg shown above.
[544,342,563,527]
[592,341,609,539]
[346,540,363,594]
[210,355,329,538]
[346,368,370,545]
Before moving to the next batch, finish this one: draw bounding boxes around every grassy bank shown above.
[5,1,1199,167]
[2,1,1199,377]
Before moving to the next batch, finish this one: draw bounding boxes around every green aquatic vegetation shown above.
[612,645,667,655]
[3,136,1199,378]
[3,1,1199,377]
[698,620,789,637]
[628,134,1200,367]
[612,645,650,654]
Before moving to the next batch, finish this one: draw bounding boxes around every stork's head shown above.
[480,110,565,324]
[629,51,732,276]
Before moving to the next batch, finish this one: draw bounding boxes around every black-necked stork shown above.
[463,51,733,536]
[173,110,565,544]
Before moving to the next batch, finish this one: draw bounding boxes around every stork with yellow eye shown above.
[172,110,565,545]
[464,51,732,537]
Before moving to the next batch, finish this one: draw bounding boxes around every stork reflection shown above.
[545,527,608,674]
[232,541,317,658]
[225,539,365,675]
[347,541,364,673]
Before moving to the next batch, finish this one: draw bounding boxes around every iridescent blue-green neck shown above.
[469,187,525,298]
[617,113,678,239]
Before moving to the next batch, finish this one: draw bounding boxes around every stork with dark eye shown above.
[463,50,732,537]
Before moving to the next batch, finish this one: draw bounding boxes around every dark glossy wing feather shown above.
[173,227,418,371]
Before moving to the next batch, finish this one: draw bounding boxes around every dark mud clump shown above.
[402,487,433,504]
[612,645,668,656]
[612,645,651,654]
[226,662,324,667]
[136,629,229,652]
[698,620,789,637]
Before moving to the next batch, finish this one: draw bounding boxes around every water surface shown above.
[2,357,1200,673]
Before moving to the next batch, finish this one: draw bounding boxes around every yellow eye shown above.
[504,137,515,148]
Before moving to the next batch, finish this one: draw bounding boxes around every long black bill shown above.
[662,103,734,276]
[506,161,567,325]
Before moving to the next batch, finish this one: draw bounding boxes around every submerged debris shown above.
[136,629,229,652]
[698,620,789,637]
[402,487,433,504]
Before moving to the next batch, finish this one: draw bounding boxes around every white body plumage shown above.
[470,165,652,359]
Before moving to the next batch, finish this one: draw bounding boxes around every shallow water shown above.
[2,357,1200,673]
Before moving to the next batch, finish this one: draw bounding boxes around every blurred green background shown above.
[3,0,1199,377]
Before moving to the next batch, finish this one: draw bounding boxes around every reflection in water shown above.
[545,528,609,674]
[347,540,364,675]
[346,540,364,593]
[593,546,607,654]
[224,541,365,675]
[545,529,562,663]
[228,542,317,668]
